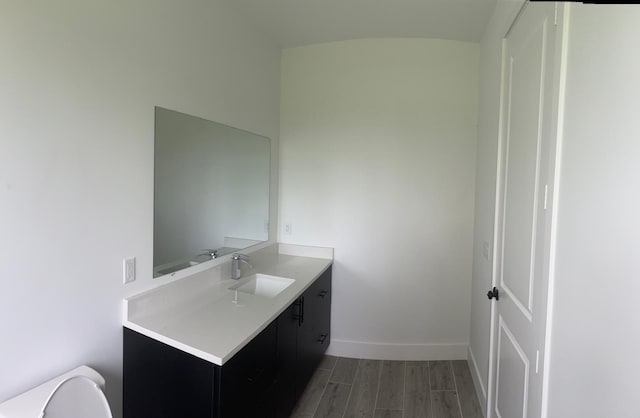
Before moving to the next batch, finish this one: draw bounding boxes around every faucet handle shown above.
[200,249,218,258]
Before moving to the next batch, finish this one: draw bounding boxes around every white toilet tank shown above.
[0,366,112,418]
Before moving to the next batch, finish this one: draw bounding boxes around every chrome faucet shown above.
[231,253,252,280]
[199,249,218,259]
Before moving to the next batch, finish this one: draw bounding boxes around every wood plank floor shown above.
[290,357,483,418]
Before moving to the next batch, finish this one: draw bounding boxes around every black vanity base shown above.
[123,266,331,418]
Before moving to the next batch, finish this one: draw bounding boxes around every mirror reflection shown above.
[153,107,270,277]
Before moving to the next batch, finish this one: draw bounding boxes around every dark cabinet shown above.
[123,265,332,418]
[123,328,215,418]
[275,302,299,418]
[216,320,277,418]
[295,267,332,399]
[276,266,332,417]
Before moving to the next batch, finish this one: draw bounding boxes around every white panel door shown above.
[491,3,559,418]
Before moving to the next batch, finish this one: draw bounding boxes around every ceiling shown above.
[226,0,498,48]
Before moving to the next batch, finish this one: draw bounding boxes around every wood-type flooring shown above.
[291,356,483,418]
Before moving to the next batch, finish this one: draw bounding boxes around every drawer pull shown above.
[318,290,328,298]
[247,367,265,383]
[293,297,304,326]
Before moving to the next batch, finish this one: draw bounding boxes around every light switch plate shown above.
[123,257,136,284]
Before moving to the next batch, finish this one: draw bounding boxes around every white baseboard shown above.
[468,346,488,417]
[326,339,468,360]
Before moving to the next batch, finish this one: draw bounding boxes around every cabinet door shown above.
[275,303,299,418]
[296,267,332,396]
[218,321,277,418]
[312,268,332,349]
[123,328,215,418]
[257,378,278,417]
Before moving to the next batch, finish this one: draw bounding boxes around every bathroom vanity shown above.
[122,244,332,418]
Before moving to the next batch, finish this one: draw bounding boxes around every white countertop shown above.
[123,244,333,366]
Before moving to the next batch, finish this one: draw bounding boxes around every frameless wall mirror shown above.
[153,107,270,277]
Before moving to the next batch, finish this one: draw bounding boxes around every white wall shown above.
[280,39,479,359]
[468,0,524,409]
[0,2,280,416]
[545,5,640,417]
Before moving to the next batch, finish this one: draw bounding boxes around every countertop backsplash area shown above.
[122,243,333,365]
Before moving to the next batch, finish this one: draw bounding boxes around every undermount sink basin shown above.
[229,274,295,298]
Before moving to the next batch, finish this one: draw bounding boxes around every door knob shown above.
[487,287,499,301]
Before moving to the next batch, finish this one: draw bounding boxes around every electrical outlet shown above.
[123,257,136,284]
[284,222,292,235]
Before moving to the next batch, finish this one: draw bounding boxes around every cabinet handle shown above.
[247,367,265,383]
[293,298,302,326]
[318,290,328,298]
[317,333,328,344]
[293,297,304,326]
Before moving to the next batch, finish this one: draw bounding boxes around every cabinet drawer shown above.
[295,267,332,394]
[217,321,277,417]
[308,267,332,339]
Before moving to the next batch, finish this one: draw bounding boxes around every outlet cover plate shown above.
[123,257,136,284]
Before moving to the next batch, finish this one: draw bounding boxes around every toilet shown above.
[0,366,112,418]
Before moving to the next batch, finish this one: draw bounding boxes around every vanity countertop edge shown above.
[122,243,333,366]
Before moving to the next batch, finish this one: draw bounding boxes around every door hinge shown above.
[554,3,558,25]
[536,349,540,374]
[543,184,549,210]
